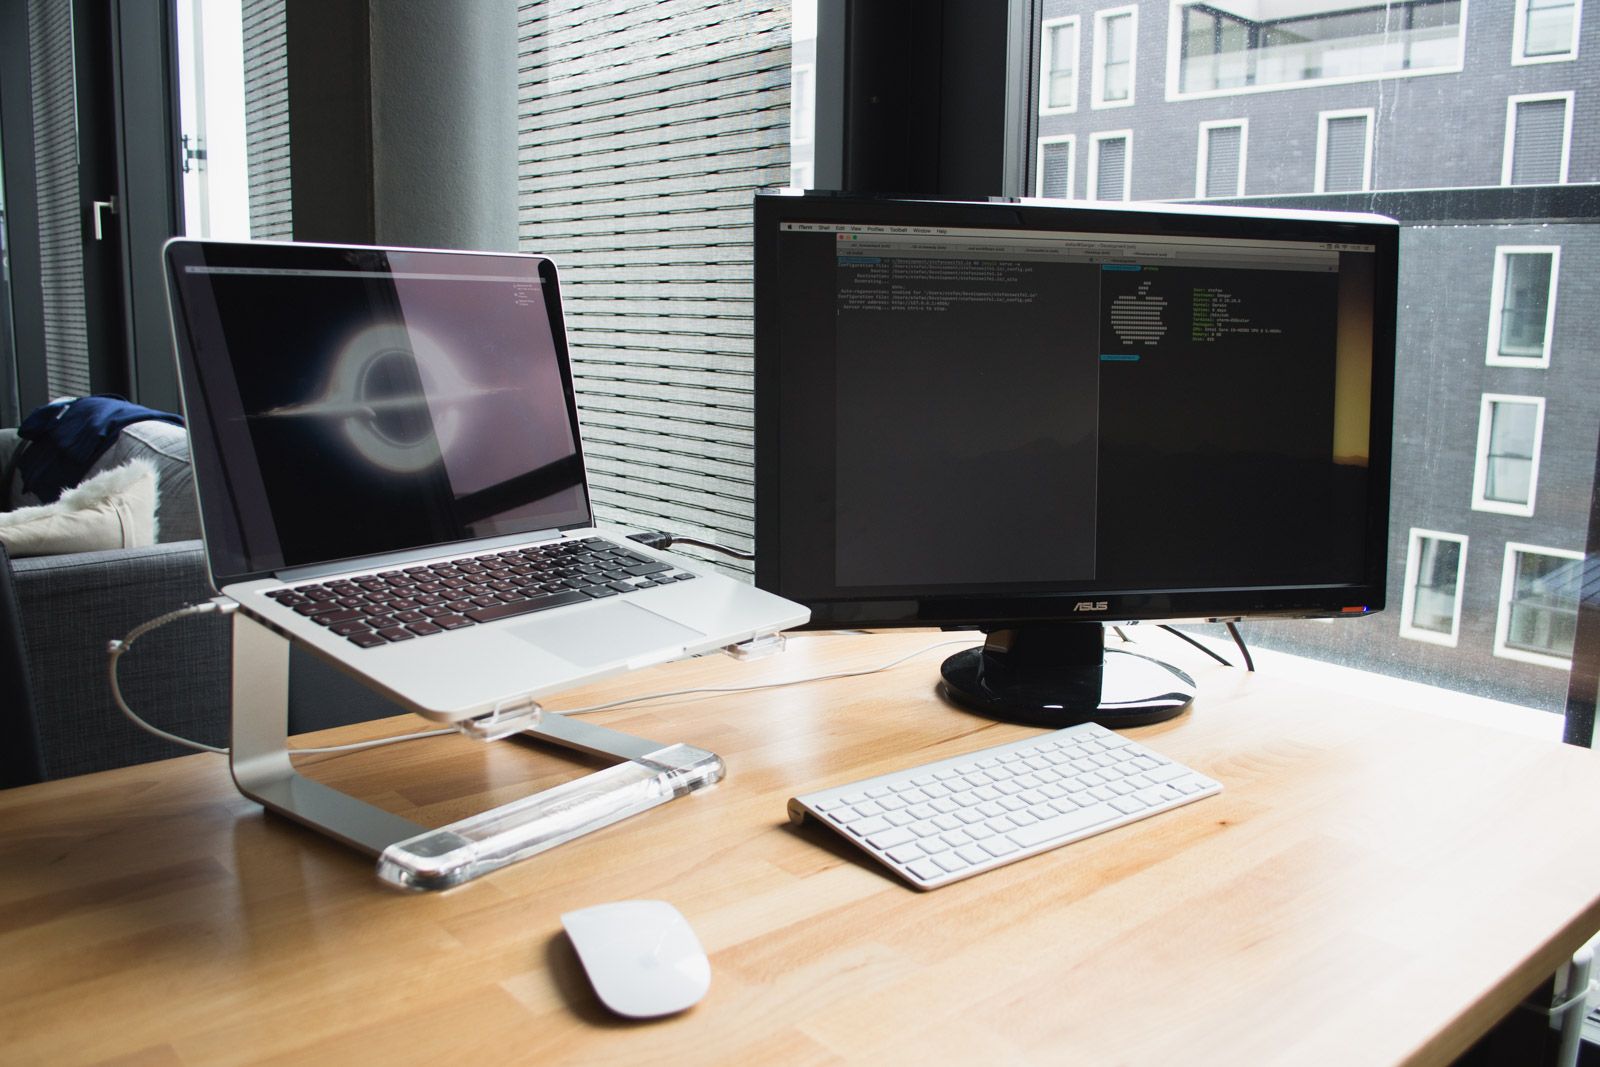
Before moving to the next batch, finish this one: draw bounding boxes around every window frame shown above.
[1471,393,1547,517]
[1400,528,1470,647]
[1036,133,1076,198]
[1162,0,1468,102]
[1501,91,1574,186]
[1195,118,1248,198]
[1485,245,1561,368]
[1495,541,1584,668]
[1092,5,1139,110]
[1040,15,1080,115]
[1512,0,1583,64]
[1314,107,1375,193]
[1088,129,1133,201]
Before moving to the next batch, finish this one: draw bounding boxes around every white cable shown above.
[552,636,980,716]
[106,600,454,758]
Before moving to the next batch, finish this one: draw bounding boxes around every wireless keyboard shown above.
[788,722,1220,890]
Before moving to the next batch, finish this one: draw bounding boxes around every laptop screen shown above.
[166,242,593,583]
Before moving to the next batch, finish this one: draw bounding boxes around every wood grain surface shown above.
[3,630,1598,1066]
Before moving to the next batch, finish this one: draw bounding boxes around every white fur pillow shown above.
[0,459,158,557]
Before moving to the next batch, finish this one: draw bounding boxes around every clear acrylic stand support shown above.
[229,612,724,891]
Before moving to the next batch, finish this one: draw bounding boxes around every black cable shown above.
[1159,624,1233,668]
[628,530,755,561]
[1226,621,1255,672]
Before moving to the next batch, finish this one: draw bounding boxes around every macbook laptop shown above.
[164,239,807,723]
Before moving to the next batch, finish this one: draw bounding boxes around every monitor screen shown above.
[753,191,1398,726]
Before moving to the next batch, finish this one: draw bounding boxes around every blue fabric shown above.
[17,396,185,503]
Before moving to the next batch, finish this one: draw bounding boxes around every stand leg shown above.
[227,612,725,888]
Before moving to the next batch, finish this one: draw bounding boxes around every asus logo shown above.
[1072,601,1109,612]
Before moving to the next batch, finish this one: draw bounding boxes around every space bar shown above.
[466,590,592,623]
[1008,802,1121,849]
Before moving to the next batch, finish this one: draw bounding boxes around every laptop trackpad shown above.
[509,602,705,668]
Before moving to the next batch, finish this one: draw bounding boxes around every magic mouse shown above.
[561,900,711,1018]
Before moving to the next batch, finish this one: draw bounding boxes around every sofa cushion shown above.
[0,460,158,556]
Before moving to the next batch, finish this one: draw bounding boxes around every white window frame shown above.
[1092,6,1139,110]
[1471,393,1547,517]
[1036,134,1077,199]
[1040,16,1081,115]
[1494,541,1584,669]
[1512,0,1583,64]
[1485,245,1561,368]
[1399,528,1469,647]
[790,63,815,145]
[1162,0,1468,102]
[1314,107,1375,193]
[1089,129,1133,201]
[1195,118,1248,198]
[1501,91,1574,185]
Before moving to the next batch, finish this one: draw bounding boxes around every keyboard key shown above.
[1008,802,1120,849]
[465,589,591,623]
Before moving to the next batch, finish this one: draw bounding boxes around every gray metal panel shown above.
[1322,115,1368,193]
[1511,98,1567,185]
[1205,125,1241,197]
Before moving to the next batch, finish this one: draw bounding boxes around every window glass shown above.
[1520,0,1580,59]
[1174,0,1464,97]
[1499,545,1583,663]
[1095,8,1137,106]
[1401,530,1467,644]
[1200,122,1244,198]
[1489,248,1558,364]
[1474,395,1544,513]
[1042,17,1079,112]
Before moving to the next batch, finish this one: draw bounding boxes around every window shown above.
[1197,120,1247,197]
[1513,0,1582,62]
[1486,246,1560,367]
[1093,7,1137,108]
[1036,135,1075,199]
[1169,0,1466,99]
[1090,131,1132,200]
[1400,529,1468,646]
[1040,17,1079,114]
[1472,394,1546,516]
[1503,93,1573,185]
[1316,109,1373,192]
[1496,543,1583,667]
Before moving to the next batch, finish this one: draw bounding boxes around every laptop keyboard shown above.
[263,537,699,648]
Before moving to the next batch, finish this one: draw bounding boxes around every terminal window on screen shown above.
[825,228,1369,591]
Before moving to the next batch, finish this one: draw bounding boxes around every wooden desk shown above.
[4,631,1599,1065]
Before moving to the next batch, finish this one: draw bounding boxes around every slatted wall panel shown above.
[1204,125,1241,198]
[241,0,292,239]
[1321,116,1368,193]
[516,0,790,572]
[1510,99,1567,185]
[27,0,91,398]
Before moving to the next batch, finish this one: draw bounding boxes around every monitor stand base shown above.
[940,624,1194,730]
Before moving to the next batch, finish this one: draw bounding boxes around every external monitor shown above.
[753,191,1398,728]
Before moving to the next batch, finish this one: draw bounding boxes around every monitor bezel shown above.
[753,190,1399,631]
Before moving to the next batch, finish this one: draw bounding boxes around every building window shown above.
[1486,246,1560,367]
[1513,0,1582,63]
[1503,93,1573,185]
[1090,131,1132,200]
[791,64,814,145]
[1170,0,1466,99]
[1400,529,1468,646]
[1495,543,1583,667]
[1093,7,1137,108]
[1037,135,1075,198]
[1316,109,1373,192]
[1196,120,1247,197]
[1472,394,1546,516]
[1041,16,1079,114]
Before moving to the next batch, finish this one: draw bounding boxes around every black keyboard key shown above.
[435,614,474,629]
[466,589,591,623]
[376,626,414,642]
[406,621,443,636]
[624,561,672,577]
[348,632,388,648]
[331,621,371,636]
[313,609,365,626]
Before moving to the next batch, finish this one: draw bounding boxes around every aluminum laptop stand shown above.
[229,612,725,890]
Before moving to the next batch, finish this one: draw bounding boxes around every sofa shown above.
[1,421,398,785]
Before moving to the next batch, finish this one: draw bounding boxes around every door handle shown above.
[92,198,117,241]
